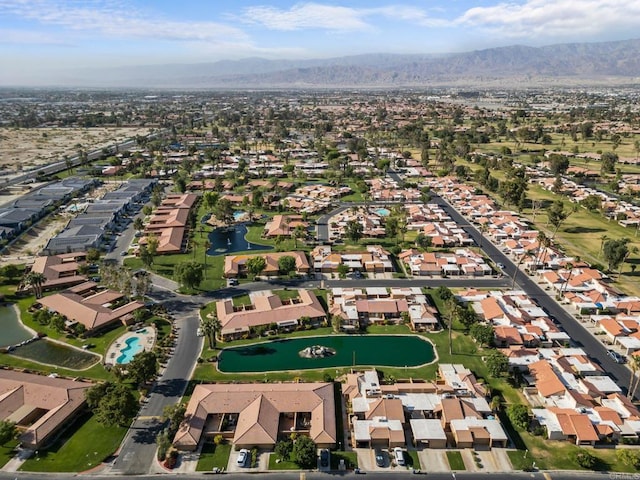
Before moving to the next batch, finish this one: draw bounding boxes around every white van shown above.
[393,447,405,466]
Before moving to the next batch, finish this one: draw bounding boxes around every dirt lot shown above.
[0,126,150,171]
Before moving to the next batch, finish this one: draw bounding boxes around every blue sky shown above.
[1,0,640,83]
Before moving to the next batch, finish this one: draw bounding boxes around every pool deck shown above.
[105,327,156,366]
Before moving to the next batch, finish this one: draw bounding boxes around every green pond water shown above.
[0,305,33,347]
[11,340,99,370]
[218,335,436,373]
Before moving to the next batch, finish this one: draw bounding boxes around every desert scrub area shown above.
[0,127,150,171]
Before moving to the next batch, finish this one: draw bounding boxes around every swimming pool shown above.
[116,337,144,365]
[376,208,390,216]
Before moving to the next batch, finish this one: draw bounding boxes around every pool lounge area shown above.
[105,327,156,366]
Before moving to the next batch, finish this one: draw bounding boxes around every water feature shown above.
[376,208,391,217]
[218,335,435,373]
[116,336,144,365]
[233,211,248,221]
[0,305,33,348]
[207,223,273,256]
[11,339,99,370]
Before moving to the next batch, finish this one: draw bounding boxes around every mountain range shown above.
[66,38,640,88]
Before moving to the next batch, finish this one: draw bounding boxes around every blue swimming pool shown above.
[116,337,143,365]
[376,208,390,216]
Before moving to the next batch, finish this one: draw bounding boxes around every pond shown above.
[207,223,273,256]
[218,335,436,373]
[11,339,100,370]
[0,305,34,348]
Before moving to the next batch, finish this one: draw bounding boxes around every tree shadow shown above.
[564,226,605,234]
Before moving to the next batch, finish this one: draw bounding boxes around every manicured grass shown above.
[20,413,127,473]
[446,451,466,471]
[231,294,252,306]
[273,289,301,301]
[406,450,421,470]
[330,450,358,470]
[0,440,19,469]
[268,454,301,470]
[507,449,534,471]
[195,442,232,472]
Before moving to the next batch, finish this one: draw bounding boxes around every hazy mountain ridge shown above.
[70,39,640,88]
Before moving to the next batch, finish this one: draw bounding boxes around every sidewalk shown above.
[2,448,33,472]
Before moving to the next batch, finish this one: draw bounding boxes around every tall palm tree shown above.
[203,240,211,278]
[201,316,222,350]
[25,272,46,299]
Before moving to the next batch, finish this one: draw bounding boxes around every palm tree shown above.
[201,316,222,350]
[203,240,211,278]
[535,231,550,270]
[25,272,46,299]
[560,262,574,295]
[600,235,609,259]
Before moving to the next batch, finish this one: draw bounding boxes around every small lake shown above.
[207,223,273,256]
[11,340,100,370]
[218,335,436,373]
[0,305,33,348]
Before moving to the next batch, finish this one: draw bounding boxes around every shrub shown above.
[572,451,596,469]
[617,449,640,468]
[506,404,530,431]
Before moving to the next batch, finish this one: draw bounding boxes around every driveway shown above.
[417,449,450,473]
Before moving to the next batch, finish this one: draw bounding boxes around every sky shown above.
[1,0,640,84]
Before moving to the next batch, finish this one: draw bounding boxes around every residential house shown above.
[173,382,336,450]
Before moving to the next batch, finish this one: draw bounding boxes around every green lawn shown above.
[195,442,232,472]
[273,289,301,301]
[268,454,301,470]
[0,440,19,469]
[446,451,466,471]
[20,413,127,472]
[406,450,421,470]
[231,294,252,306]
[330,451,358,470]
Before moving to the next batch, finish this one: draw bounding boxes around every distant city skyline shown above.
[1,0,640,85]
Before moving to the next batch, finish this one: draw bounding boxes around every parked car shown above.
[496,263,505,270]
[228,278,239,286]
[319,449,330,468]
[608,349,625,364]
[393,447,405,466]
[374,449,387,468]
[237,449,249,467]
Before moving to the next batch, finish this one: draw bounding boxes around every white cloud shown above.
[457,0,640,38]
[0,0,250,44]
[241,2,445,31]
[242,3,370,31]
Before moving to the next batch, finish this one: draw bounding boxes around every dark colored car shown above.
[375,449,386,467]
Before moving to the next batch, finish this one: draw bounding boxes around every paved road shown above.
[0,469,610,479]
[432,193,635,397]
[110,285,203,475]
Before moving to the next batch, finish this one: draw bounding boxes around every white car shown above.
[237,449,249,467]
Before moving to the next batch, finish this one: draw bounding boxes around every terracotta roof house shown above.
[28,252,88,291]
[263,215,308,237]
[216,289,325,339]
[141,193,198,255]
[0,369,92,448]
[173,382,336,450]
[533,407,600,445]
[224,251,310,278]
[311,245,393,274]
[37,282,144,333]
